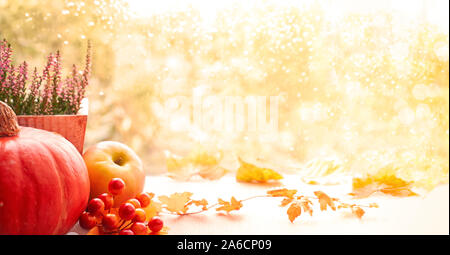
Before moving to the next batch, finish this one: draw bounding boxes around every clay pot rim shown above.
[17,114,88,117]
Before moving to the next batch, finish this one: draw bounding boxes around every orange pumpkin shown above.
[0,101,90,235]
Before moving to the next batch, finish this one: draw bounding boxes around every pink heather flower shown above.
[6,64,16,94]
[77,41,92,110]
[30,67,41,97]
[82,41,92,86]
[61,64,79,113]
[69,64,79,106]
[0,40,13,94]
[17,61,28,93]
[0,39,92,115]
[42,53,55,114]
[53,50,63,97]
[0,40,12,72]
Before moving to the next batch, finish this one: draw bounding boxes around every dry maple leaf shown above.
[299,199,313,216]
[351,168,418,198]
[144,200,163,219]
[158,192,193,214]
[280,198,294,207]
[351,206,365,219]
[187,199,209,211]
[216,197,243,213]
[287,202,302,223]
[314,191,336,211]
[236,158,283,183]
[267,188,297,199]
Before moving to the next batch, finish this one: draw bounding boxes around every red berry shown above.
[127,198,141,208]
[79,212,97,230]
[108,178,125,195]
[130,222,148,235]
[136,193,152,208]
[87,198,105,215]
[119,202,136,220]
[148,217,164,233]
[133,208,146,222]
[102,213,119,230]
[97,193,114,210]
[119,229,135,235]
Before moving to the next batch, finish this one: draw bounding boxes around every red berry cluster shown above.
[79,178,164,235]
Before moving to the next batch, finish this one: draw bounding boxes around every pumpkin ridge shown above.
[22,138,64,234]
[42,130,89,233]
[17,142,38,235]
[0,140,24,234]
[41,140,68,235]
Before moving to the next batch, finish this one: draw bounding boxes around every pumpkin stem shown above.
[0,101,20,137]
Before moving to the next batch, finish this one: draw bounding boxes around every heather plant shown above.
[0,39,91,115]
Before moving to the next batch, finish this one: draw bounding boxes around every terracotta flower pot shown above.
[16,115,88,154]
[15,100,89,154]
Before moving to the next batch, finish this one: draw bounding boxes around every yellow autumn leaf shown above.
[187,199,209,211]
[236,158,283,183]
[144,200,163,219]
[299,199,313,216]
[350,167,418,198]
[267,189,297,199]
[280,198,294,207]
[314,191,336,211]
[187,149,222,166]
[158,192,193,214]
[216,197,243,213]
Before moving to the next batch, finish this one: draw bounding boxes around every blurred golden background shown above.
[0,0,448,187]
